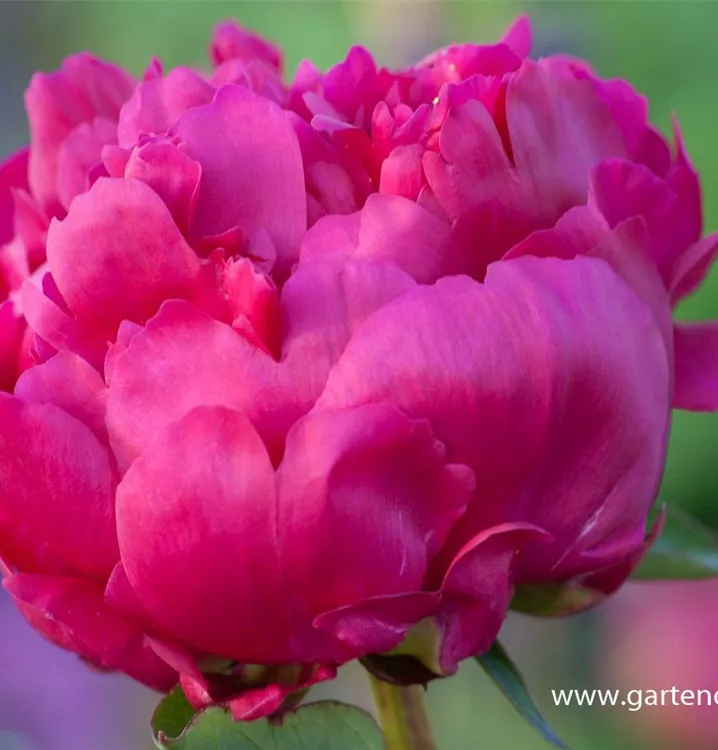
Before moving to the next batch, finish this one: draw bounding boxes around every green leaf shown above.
[476,641,569,750]
[153,699,385,750]
[152,687,198,745]
[632,505,718,580]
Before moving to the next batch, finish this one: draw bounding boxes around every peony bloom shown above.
[0,16,715,720]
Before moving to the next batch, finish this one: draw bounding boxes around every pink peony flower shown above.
[0,16,715,720]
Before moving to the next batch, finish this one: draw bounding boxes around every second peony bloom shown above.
[1,17,717,720]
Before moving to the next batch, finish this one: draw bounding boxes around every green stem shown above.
[369,675,437,750]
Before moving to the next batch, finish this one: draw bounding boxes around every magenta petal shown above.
[116,405,292,664]
[0,394,118,577]
[21,274,107,370]
[3,573,176,691]
[673,322,718,411]
[124,138,202,235]
[0,301,24,392]
[14,350,109,445]
[314,592,440,657]
[106,301,279,465]
[500,15,533,58]
[116,67,215,149]
[669,232,718,303]
[173,85,307,278]
[277,404,475,618]
[210,21,283,70]
[318,256,670,580]
[300,195,463,283]
[436,523,548,672]
[0,148,29,246]
[46,177,200,337]
[26,53,135,217]
[56,117,117,211]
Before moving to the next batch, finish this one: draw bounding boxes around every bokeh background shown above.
[1,2,718,749]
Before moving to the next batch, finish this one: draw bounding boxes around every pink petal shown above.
[124,138,202,235]
[14,350,109,445]
[669,232,718,304]
[314,592,440,657]
[278,404,475,623]
[0,148,29,246]
[673,322,718,411]
[435,523,548,673]
[0,394,118,577]
[210,22,283,70]
[21,274,107,370]
[26,53,135,217]
[116,405,293,664]
[300,194,471,283]
[173,85,307,278]
[116,67,214,149]
[0,300,24,392]
[56,117,118,211]
[590,158,701,286]
[501,15,533,58]
[3,573,176,691]
[107,261,414,464]
[318,256,670,581]
[46,177,201,338]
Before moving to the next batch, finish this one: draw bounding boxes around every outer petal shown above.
[46,177,201,338]
[3,573,176,691]
[0,394,118,577]
[173,85,307,277]
[277,404,475,630]
[318,256,670,580]
[26,53,135,217]
[116,405,293,664]
[673,322,718,411]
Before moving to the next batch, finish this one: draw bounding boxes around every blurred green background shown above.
[1,2,717,749]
